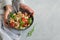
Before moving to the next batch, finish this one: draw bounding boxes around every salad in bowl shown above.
[7,10,34,30]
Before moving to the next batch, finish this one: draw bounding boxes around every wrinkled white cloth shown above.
[3,0,25,6]
[0,14,34,40]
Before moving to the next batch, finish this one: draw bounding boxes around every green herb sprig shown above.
[27,26,34,36]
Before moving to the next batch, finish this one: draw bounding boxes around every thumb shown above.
[4,10,10,20]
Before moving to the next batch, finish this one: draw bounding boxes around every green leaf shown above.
[10,12,13,17]
[28,18,32,24]
[10,12,16,19]
[19,18,24,28]
[27,26,34,36]
[20,21,24,25]
[19,18,23,25]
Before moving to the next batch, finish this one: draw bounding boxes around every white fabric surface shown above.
[3,0,24,6]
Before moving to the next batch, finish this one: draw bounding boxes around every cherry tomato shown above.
[22,17,28,23]
[10,22,15,28]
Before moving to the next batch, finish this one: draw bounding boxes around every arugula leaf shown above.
[28,18,32,24]
[27,26,34,36]
[20,21,24,26]
[10,12,13,17]
[10,12,16,19]
[19,18,24,28]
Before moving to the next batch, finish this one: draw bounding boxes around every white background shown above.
[25,0,60,40]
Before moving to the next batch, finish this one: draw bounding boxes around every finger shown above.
[4,10,10,20]
[28,9,34,16]
[23,6,34,14]
[4,20,8,27]
[6,5,12,12]
[20,3,34,13]
[26,8,34,16]
[27,7,34,14]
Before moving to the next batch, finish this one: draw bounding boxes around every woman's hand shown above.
[4,5,12,26]
[20,3,34,16]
